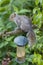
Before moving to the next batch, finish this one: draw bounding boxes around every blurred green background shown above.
[0,0,43,65]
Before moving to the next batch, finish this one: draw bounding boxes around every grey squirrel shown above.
[9,13,36,47]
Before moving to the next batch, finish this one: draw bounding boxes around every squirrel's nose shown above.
[9,15,11,21]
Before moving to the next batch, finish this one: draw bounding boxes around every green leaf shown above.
[8,52,16,57]
[5,36,14,42]
[0,42,8,48]
[13,6,19,12]
[18,9,31,14]
[9,42,16,48]
[35,0,40,5]
[39,0,42,4]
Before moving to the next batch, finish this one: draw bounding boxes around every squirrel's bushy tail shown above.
[26,30,36,47]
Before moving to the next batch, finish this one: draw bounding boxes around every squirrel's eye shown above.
[11,16,13,18]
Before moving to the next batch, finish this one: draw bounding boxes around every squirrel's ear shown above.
[14,13,16,17]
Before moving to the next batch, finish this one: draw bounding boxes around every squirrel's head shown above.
[9,13,17,21]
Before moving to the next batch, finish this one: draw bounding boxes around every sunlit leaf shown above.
[18,9,31,14]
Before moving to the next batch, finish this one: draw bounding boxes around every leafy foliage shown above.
[0,0,43,65]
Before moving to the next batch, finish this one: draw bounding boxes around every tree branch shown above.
[0,29,25,37]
